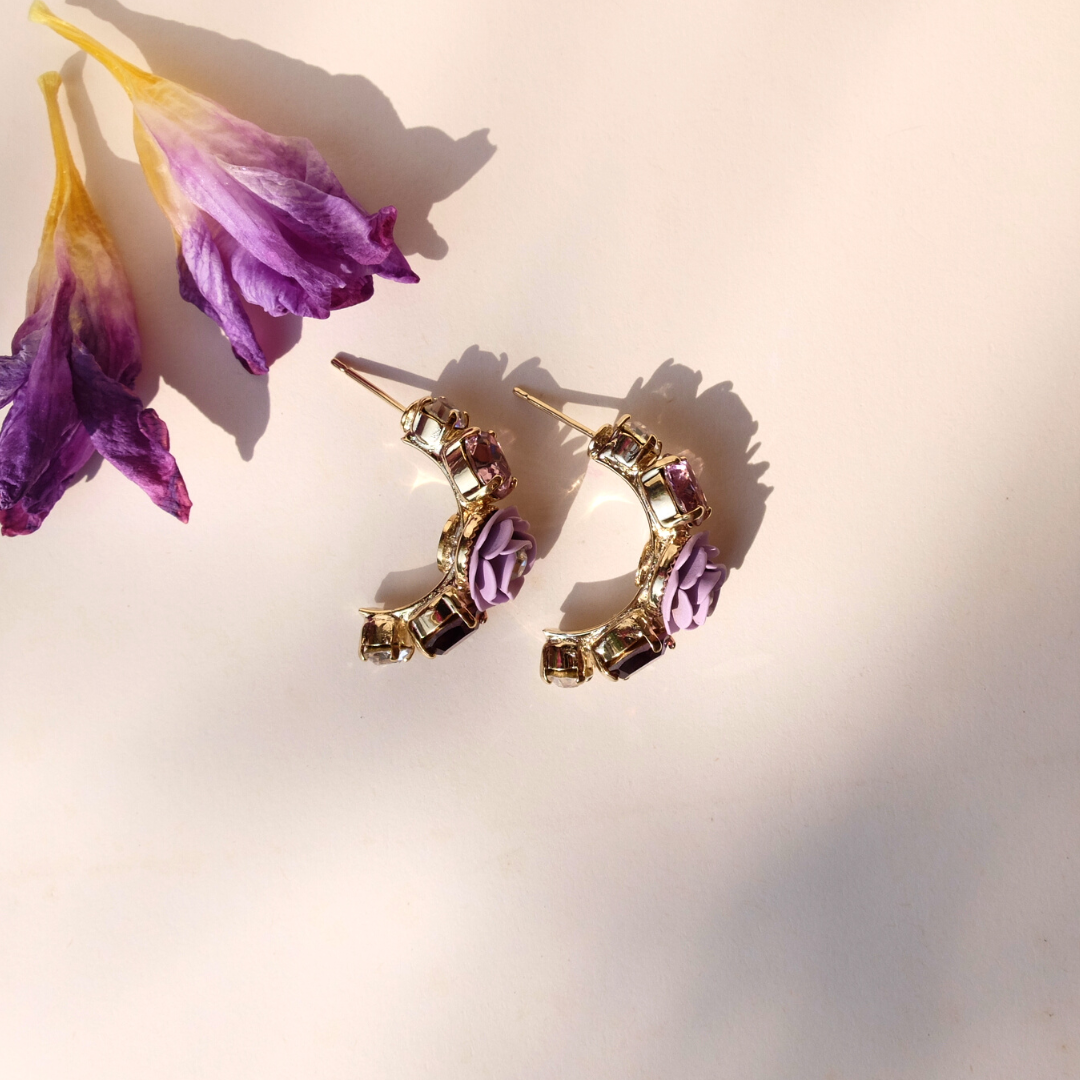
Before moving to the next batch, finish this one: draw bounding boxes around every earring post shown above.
[513,387,597,437]
[332,356,406,412]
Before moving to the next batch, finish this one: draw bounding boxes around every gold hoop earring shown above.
[334,358,536,663]
[515,387,726,686]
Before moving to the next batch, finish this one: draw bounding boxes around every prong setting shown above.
[337,361,527,664]
[518,387,716,685]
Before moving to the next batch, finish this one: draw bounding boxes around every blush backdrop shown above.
[1,1,1078,1077]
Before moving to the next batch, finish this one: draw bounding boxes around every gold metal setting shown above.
[515,387,712,686]
[334,356,520,664]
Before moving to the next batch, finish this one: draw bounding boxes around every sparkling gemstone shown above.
[594,621,666,680]
[365,644,399,664]
[463,432,513,498]
[602,418,655,468]
[360,616,413,664]
[542,641,589,687]
[607,431,643,465]
[425,397,465,428]
[662,458,707,516]
[512,547,530,580]
[421,613,472,654]
[409,397,465,453]
[608,639,663,678]
[409,595,478,656]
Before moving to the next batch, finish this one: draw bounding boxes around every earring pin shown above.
[334,357,536,663]
[513,386,596,437]
[517,387,726,686]
[332,355,406,411]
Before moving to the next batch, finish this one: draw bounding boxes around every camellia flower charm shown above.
[515,388,725,685]
[0,72,189,537]
[30,2,418,376]
[332,357,536,663]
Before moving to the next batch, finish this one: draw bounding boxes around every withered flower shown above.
[31,2,418,375]
[0,72,189,536]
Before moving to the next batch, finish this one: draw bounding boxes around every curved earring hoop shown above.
[334,357,536,664]
[515,387,727,686]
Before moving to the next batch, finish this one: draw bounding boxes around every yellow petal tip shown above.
[28,0,153,95]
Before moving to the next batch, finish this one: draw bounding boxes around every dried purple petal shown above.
[660,532,727,634]
[31,2,418,375]
[0,72,189,536]
[467,506,537,610]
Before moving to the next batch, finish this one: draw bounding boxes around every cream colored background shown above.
[2,0,1079,1076]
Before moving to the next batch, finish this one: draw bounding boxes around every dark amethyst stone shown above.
[424,615,474,655]
[608,639,664,679]
[409,595,478,656]
[594,621,667,680]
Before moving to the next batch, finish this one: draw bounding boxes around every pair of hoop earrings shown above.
[333,357,728,686]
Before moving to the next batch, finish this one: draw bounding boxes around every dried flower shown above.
[660,533,726,633]
[0,72,189,537]
[30,2,418,375]
[468,506,536,610]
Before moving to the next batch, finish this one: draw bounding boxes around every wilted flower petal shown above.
[31,2,419,375]
[0,71,189,537]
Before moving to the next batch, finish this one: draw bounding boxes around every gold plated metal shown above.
[331,357,406,411]
[515,387,712,686]
[336,356,521,663]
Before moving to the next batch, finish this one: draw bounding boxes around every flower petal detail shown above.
[0,71,189,536]
[177,218,266,373]
[660,532,727,635]
[31,3,418,372]
[0,347,34,408]
[467,506,537,611]
[69,341,191,521]
[0,427,93,537]
[0,278,86,513]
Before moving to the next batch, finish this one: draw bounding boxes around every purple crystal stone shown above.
[662,457,707,516]
[467,506,536,610]
[593,620,667,680]
[660,532,727,634]
[608,638,664,679]
[464,431,513,498]
[408,596,478,655]
[421,612,473,655]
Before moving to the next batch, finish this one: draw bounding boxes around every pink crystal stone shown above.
[662,458,706,515]
[464,431,513,497]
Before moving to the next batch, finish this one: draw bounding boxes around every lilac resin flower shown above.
[660,532,727,634]
[0,72,189,537]
[468,506,537,610]
[31,2,418,376]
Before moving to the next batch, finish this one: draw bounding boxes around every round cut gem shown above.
[661,458,706,516]
[463,432,513,498]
